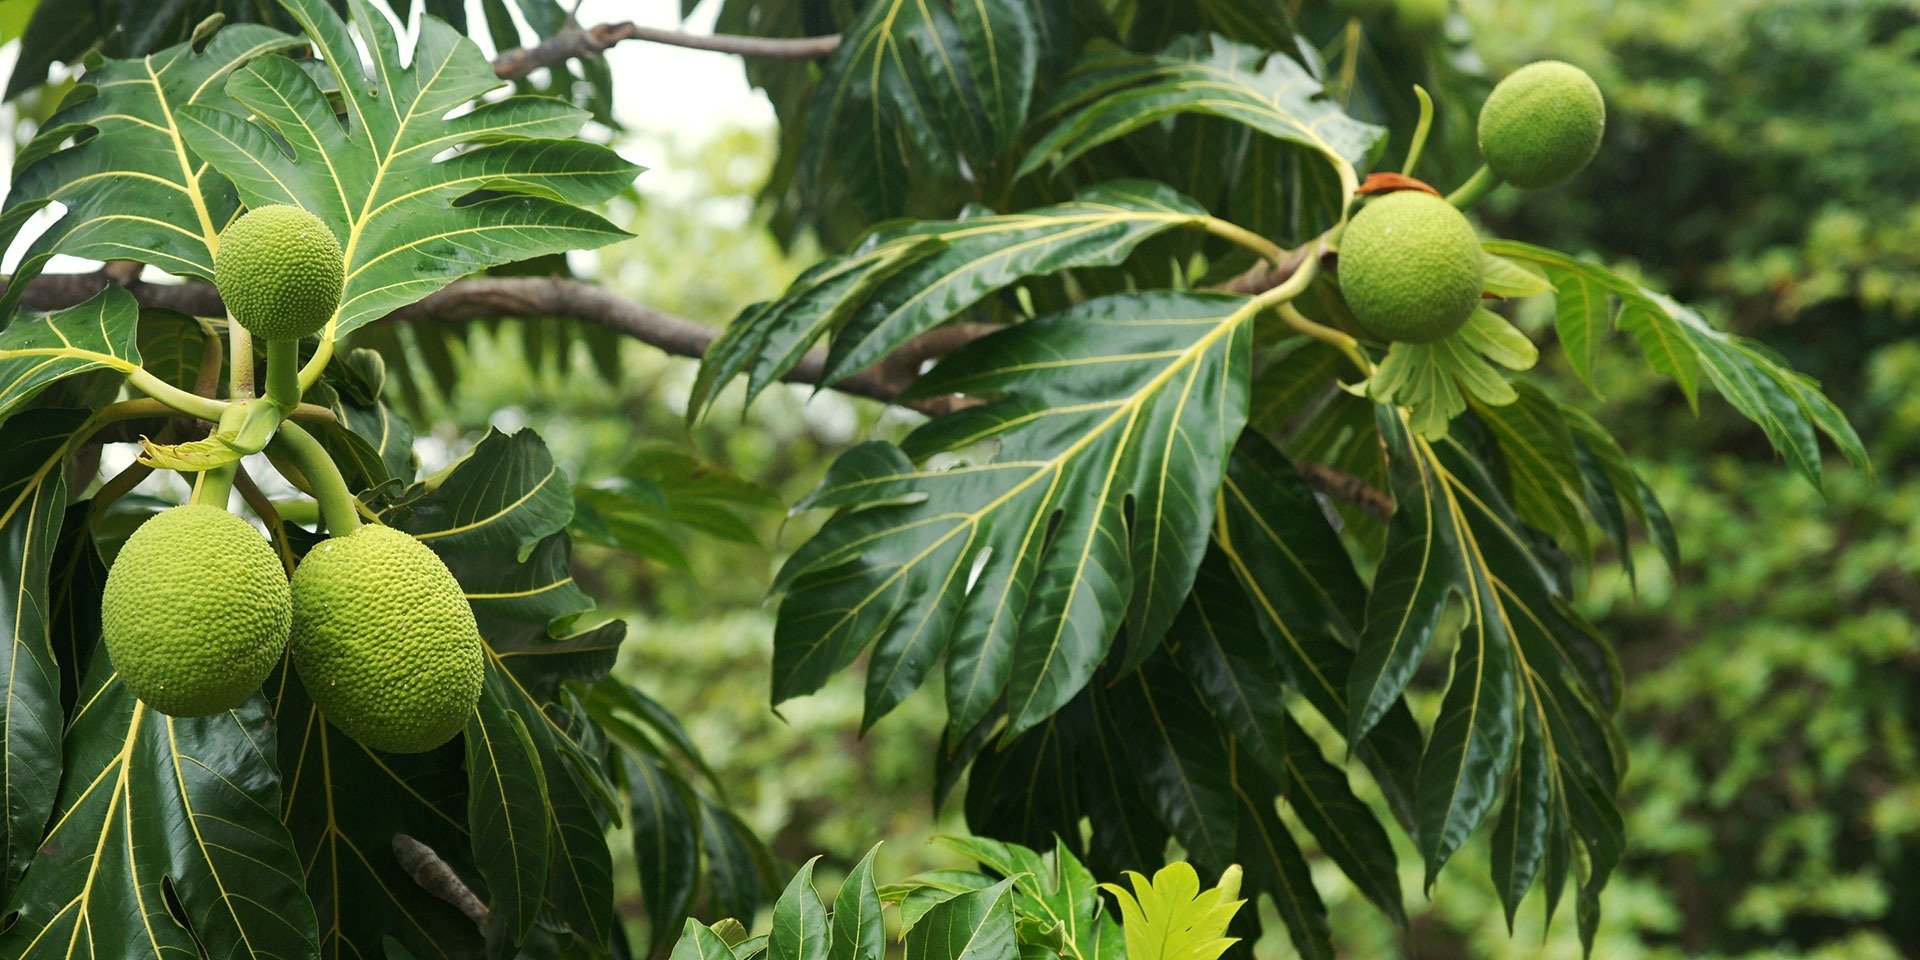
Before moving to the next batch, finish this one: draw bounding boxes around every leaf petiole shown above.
[124,367,227,421]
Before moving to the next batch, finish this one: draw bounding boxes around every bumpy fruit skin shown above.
[213,205,344,341]
[100,504,291,716]
[290,525,485,753]
[1338,191,1484,343]
[1478,61,1606,189]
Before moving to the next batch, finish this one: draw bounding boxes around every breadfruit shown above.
[213,205,344,341]
[290,524,485,753]
[1337,190,1484,343]
[1392,0,1449,34]
[1478,61,1606,189]
[100,504,291,716]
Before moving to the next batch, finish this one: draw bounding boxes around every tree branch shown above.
[8,269,1394,517]
[491,21,839,79]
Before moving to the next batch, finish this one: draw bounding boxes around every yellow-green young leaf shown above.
[1365,309,1537,439]
[176,0,638,339]
[770,291,1255,738]
[0,25,305,318]
[0,286,141,424]
[1100,862,1244,960]
[1480,250,1555,299]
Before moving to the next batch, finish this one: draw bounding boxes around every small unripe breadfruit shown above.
[1392,0,1449,34]
[101,504,291,716]
[290,525,485,753]
[1338,191,1484,343]
[213,205,344,341]
[1478,61,1606,189]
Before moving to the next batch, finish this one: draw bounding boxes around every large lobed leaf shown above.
[1485,240,1869,491]
[1021,35,1382,201]
[0,288,143,424]
[691,180,1218,418]
[178,0,637,339]
[800,0,1070,221]
[770,290,1257,736]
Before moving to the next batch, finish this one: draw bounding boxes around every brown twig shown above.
[393,835,490,930]
[1298,462,1394,522]
[491,21,839,79]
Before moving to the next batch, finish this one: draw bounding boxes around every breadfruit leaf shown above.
[769,290,1256,738]
[0,25,305,321]
[0,410,89,905]
[170,0,637,338]
[799,0,1066,220]
[1484,239,1871,489]
[0,287,142,426]
[1364,309,1540,440]
[1020,35,1382,201]
[690,180,1217,419]
[0,667,319,959]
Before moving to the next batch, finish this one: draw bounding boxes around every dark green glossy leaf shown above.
[773,291,1255,735]
[801,0,1052,219]
[1472,381,1592,561]
[2,671,319,959]
[692,180,1214,418]
[1112,665,1237,870]
[0,409,87,902]
[627,753,699,953]
[1022,35,1379,196]
[1228,756,1332,960]
[465,678,552,947]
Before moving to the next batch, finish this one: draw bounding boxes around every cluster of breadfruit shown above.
[1339,61,1606,343]
[99,206,485,753]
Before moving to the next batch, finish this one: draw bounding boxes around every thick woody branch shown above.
[491,21,839,79]
[9,269,1393,516]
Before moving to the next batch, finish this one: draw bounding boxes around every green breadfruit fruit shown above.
[290,524,485,754]
[213,204,344,341]
[1392,0,1449,34]
[1478,60,1606,189]
[100,504,291,716]
[1338,190,1484,343]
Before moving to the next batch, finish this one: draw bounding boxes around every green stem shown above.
[268,421,361,535]
[268,498,322,525]
[229,319,255,399]
[298,326,336,392]
[1277,302,1373,376]
[125,368,227,421]
[1402,86,1435,177]
[264,339,302,413]
[193,461,236,507]
[1201,217,1289,266]
[1447,165,1502,210]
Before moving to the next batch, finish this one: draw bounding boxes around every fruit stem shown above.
[268,422,363,535]
[125,368,227,422]
[1447,165,1502,210]
[229,317,255,399]
[1402,86,1436,177]
[298,325,336,393]
[263,339,303,414]
[1201,217,1289,267]
[193,461,236,508]
[1279,302,1374,376]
